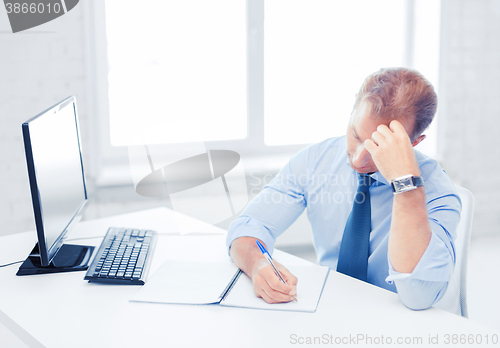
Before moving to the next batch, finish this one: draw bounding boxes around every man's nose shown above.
[353,146,371,168]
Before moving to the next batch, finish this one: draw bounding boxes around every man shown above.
[226,67,461,310]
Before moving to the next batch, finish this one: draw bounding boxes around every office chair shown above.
[434,185,474,317]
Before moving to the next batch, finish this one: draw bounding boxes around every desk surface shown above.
[0,207,498,348]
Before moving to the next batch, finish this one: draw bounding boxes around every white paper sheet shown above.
[131,260,239,305]
[221,264,329,313]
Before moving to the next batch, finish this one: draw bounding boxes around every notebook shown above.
[130,259,330,313]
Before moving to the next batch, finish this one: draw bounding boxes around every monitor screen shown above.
[23,96,87,266]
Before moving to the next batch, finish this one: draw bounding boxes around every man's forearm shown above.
[229,237,267,278]
[388,186,432,273]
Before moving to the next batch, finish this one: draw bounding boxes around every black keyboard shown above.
[84,227,157,285]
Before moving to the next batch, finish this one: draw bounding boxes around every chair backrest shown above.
[434,185,474,317]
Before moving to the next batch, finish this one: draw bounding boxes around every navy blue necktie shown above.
[336,173,375,282]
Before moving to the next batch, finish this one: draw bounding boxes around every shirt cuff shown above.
[385,228,454,284]
[226,215,277,256]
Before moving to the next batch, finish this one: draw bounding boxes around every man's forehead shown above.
[351,109,385,132]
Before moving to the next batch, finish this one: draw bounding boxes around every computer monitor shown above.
[17,96,94,276]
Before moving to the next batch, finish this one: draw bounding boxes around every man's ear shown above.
[411,134,426,147]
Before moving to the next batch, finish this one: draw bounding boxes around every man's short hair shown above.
[353,67,438,142]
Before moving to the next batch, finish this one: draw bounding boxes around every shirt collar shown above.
[344,155,389,186]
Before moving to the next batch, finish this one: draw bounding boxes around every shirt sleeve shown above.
[226,147,310,256]
[385,176,462,309]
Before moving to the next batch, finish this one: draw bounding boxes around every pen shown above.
[255,240,297,302]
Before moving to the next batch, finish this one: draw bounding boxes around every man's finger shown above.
[259,287,293,304]
[274,261,298,288]
[364,139,377,153]
[259,278,295,303]
[389,119,406,134]
[255,286,277,304]
[371,131,385,146]
[263,268,293,294]
[376,124,393,138]
[278,266,298,287]
[259,292,277,304]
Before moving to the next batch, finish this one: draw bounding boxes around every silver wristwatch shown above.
[390,174,424,194]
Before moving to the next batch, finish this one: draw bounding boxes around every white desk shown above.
[0,207,497,348]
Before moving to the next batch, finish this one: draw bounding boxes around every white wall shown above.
[439,0,500,237]
[0,4,90,237]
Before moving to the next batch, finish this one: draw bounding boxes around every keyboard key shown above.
[136,252,147,269]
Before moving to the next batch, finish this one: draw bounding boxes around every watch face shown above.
[394,177,414,193]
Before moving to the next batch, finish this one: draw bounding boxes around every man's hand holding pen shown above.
[229,237,298,304]
[251,258,297,304]
[253,240,298,303]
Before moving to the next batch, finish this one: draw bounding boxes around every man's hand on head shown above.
[363,120,421,181]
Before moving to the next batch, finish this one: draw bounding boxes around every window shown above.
[92,0,440,174]
[105,0,247,146]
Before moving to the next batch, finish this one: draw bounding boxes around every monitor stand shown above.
[16,243,95,276]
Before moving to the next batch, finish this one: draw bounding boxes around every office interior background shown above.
[1,0,499,345]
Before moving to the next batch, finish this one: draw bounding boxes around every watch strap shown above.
[411,176,424,187]
[390,175,424,194]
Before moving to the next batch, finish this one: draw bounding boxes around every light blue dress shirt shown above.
[226,136,461,310]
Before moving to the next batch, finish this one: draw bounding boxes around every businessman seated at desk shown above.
[226,67,461,310]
